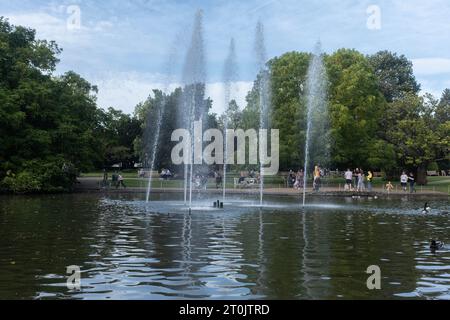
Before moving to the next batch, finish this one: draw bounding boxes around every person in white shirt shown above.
[400,172,408,192]
[344,169,353,191]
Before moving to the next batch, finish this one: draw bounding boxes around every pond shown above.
[0,193,449,300]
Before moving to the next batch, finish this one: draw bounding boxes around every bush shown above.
[427,162,439,172]
[0,159,78,194]
[1,172,41,194]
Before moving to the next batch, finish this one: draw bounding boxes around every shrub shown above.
[0,159,78,194]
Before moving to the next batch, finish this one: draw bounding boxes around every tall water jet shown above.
[254,21,271,207]
[302,42,329,207]
[145,93,165,203]
[222,38,238,202]
[180,10,207,209]
[145,35,180,203]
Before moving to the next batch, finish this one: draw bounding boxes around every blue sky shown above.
[1,0,450,114]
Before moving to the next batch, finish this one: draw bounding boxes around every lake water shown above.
[0,193,449,300]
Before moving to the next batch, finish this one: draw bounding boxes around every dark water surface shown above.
[0,193,449,300]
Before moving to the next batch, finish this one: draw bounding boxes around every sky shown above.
[1,0,450,115]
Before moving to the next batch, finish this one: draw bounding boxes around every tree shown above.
[97,108,141,169]
[0,18,104,192]
[134,85,216,174]
[326,49,387,169]
[268,52,311,170]
[437,89,450,122]
[218,100,243,130]
[368,51,420,102]
[384,93,446,184]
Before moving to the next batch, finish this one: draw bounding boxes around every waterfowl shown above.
[430,240,444,251]
[422,203,431,214]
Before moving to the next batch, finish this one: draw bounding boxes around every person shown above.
[367,171,373,192]
[117,174,126,189]
[255,172,261,184]
[215,171,223,189]
[353,168,360,190]
[294,170,304,190]
[357,170,365,192]
[288,170,296,188]
[344,169,353,191]
[102,169,109,188]
[400,172,408,192]
[386,181,394,194]
[201,175,208,190]
[408,173,416,193]
[238,172,246,184]
[313,165,321,192]
[111,172,118,188]
[299,170,304,186]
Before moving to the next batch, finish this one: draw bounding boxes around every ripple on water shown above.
[1,193,449,300]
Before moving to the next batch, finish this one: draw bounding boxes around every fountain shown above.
[302,42,329,207]
[180,10,207,210]
[145,33,182,203]
[222,38,238,203]
[145,97,165,203]
[254,21,271,207]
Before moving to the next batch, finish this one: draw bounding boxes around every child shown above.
[386,181,394,193]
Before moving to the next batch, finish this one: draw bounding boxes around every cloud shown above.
[412,58,450,76]
[4,10,112,47]
[3,0,450,113]
[417,76,450,98]
[86,71,253,115]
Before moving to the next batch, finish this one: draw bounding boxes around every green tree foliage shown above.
[326,49,387,169]
[437,88,450,122]
[384,93,449,184]
[97,108,141,168]
[368,50,420,102]
[0,18,140,193]
[218,100,243,130]
[269,52,311,170]
[135,85,216,173]
[240,48,449,182]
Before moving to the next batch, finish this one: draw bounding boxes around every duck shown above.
[430,239,444,251]
[422,203,431,214]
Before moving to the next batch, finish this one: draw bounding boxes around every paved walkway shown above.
[76,178,448,197]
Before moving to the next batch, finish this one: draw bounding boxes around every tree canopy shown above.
[0,18,141,193]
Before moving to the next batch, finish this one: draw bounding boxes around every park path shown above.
[75,178,448,197]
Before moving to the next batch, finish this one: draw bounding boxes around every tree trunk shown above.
[417,166,428,186]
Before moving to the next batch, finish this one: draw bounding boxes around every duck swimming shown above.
[430,239,444,251]
[422,203,431,214]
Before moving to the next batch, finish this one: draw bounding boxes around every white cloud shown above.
[417,77,450,98]
[86,72,253,115]
[413,58,450,76]
[4,10,114,47]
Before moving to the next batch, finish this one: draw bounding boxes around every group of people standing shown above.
[344,168,374,192]
[102,170,126,189]
[288,170,305,190]
[400,171,416,193]
[288,165,324,192]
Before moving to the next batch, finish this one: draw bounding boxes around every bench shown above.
[427,171,439,177]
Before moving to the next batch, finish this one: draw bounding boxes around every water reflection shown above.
[0,193,449,300]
